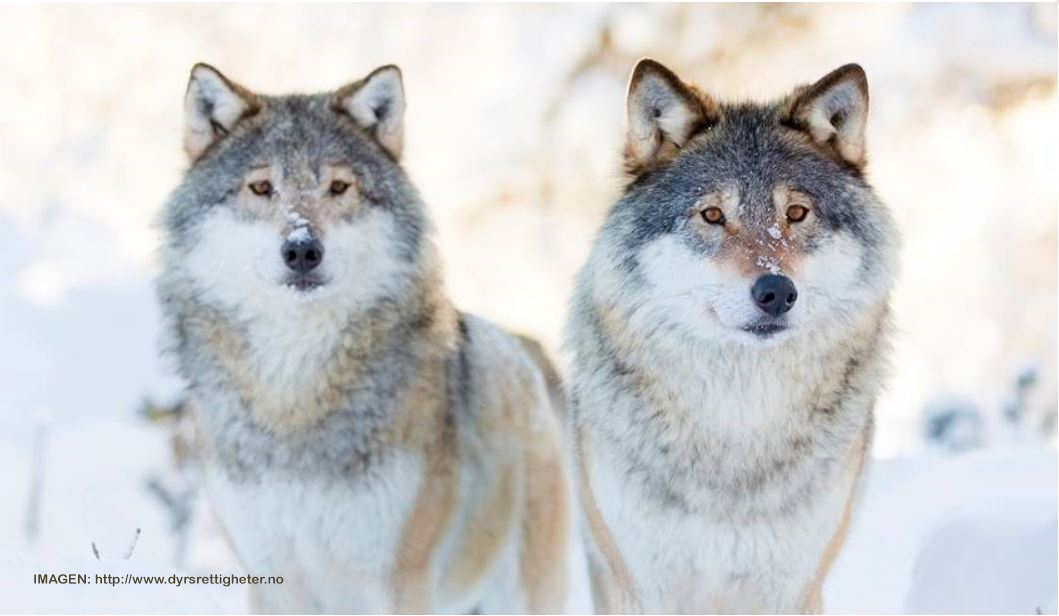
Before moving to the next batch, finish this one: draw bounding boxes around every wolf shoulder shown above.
[452,313,563,443]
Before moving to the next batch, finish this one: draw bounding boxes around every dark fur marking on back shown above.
[446,315,473,426]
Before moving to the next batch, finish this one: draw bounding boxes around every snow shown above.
[827,448,1057,614]
[2,420,1053,613]
[756,254,782,275]
[0,4,1054,613]
[285,226,310,243]
[286,212,308,227]
[0,420,248,614]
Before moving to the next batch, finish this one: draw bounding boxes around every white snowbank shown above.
[827,448,1057,614]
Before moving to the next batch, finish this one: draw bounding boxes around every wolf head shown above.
[160,64,433,327]
[586,59,897,347]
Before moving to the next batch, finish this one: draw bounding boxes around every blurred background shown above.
[0,4,1055,614]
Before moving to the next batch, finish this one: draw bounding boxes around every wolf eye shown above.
[248,180,273,197]
[701,207,725,225]
[329,180,351,196]
[786,205,809,223]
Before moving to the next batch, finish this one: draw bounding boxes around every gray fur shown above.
[157,89,435,480]
[156,66,570,613]
[566,60,898,612]
[613,103,887,275]
[164,93,425,257]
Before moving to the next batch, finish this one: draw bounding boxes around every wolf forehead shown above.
[164,99,411,241]
[188,95,393,184]
[617,103,881,247]
[163,63,424,245]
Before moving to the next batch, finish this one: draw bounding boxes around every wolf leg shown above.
[517,437,571,613]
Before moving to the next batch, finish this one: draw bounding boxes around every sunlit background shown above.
[0,4,1055,614]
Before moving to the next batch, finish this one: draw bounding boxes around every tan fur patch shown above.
[514,334,566,418]
[392,437,458,614]
[190,266,569,611]
[519,425,570,613]
[389,339,459,613]
[575,426,640,613]
[240,162,364,233]
[715,232,805,278]
[800,426,870,614]
[189,269,455,436]
[197,310,377,433]
[439,463,518,601]
[686,182,813,279]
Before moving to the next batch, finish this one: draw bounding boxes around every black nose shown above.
[281,238,324,274]
[751,274,798,317]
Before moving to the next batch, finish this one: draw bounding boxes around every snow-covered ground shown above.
[829,448,1057,614]
[0,4,1055,614]
[2,422,1054,613]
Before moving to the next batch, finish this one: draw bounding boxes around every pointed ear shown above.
[785,64,869,167]
[624,59,713,175]
[183,64,260,160]
[333,65,406,160]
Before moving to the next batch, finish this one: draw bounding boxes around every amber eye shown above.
[701,207,726,225]
[786,205,809,223]
[248,180,273,197]
[329,180,351,196]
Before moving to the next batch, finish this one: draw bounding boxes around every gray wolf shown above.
[565,59,898,613]
[156,63,570,613]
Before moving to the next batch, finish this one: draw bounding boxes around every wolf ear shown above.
[183,63,260,160]
[624,59,712,175]
[786,64,869,167]
[333,65,406,160]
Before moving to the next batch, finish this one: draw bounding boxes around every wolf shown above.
[156,63,570,613]
[565,59,898,614]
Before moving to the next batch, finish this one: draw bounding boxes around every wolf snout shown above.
[751,274,797,317]
[281,238,325,274]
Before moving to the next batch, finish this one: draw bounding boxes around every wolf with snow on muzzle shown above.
[566,59,898,613]
[156,64,570,613]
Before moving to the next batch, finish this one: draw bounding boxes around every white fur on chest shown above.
[587,436,849,612]
[241,307,346,408]
[181,207,416,409]
[206,453,421,613]
[577,312,865,611]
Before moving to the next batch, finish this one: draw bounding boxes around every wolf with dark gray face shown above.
[566,59,898,613]
[156,64,570,613]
